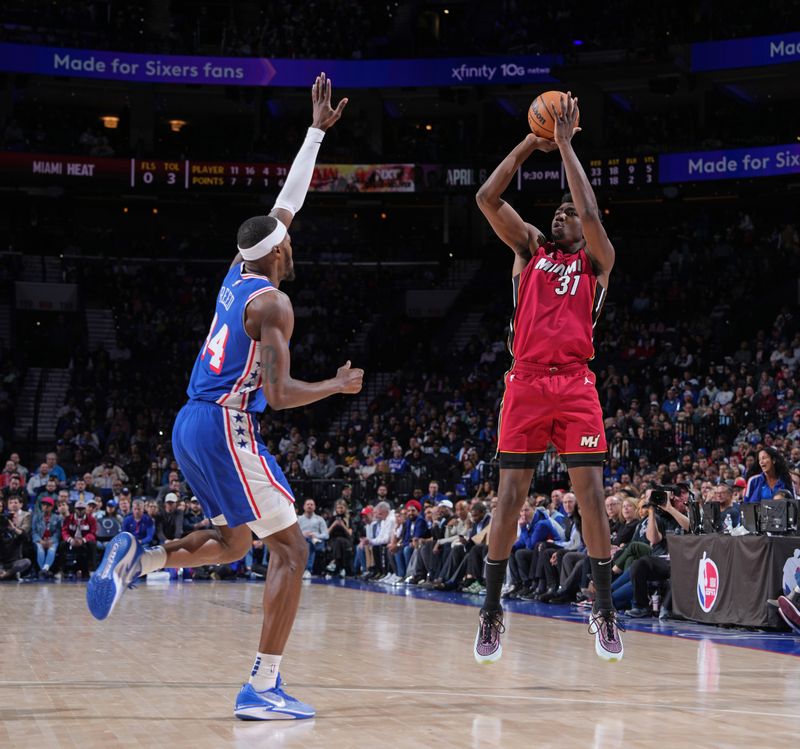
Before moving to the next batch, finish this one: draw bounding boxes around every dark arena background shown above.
[0,2,799,747]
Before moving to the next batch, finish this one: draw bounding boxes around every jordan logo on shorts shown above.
[584,376,592,385]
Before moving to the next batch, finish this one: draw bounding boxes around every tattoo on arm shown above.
[262,345,279,385]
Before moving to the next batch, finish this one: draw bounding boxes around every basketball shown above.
[528,90,578,139]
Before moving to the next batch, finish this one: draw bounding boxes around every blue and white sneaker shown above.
[86,532,143,621]
[235,674,315,721]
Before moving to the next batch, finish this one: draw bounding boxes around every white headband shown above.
[237,221,287,261]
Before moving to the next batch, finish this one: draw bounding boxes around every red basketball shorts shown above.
[497,360,607,469]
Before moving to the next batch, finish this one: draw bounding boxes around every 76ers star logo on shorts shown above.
[697,552,720,613]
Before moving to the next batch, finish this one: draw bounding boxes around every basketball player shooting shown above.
[87,73,364,720]
[474,92,623,663]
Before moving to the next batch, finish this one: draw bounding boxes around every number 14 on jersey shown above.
[202,313,229,374]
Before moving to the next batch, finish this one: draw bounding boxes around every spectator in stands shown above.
[56,492,70,520]
[32,496,61,577]
[505,500,537,597]
[388,447,409,474]
[156,474,184,503]
[421,480,446,505]
[91,457,129,495]
[434,501,490,590]
[605,495,623,538]
[156,493,183,543]
[122,498,155,546]
[44,452,66,485]
[117,493,132,519]
[743,447,795,502]
[182,496,209,535]
[614,496,640,549]
[285,459,307,484]
[397,499,429,581]
[59,499,97,578]
[298,498,329,578]
[709,484,741,530]
[352,506,373,575]
[338,483,354,509]
[95,499,122,552]
[26,463,51,502]
[359,501,394,578]
[33,476,59,510]
[325,499,353,577]
[306,449,337,479]
[0,461,18,489]
[415,499,455,585]
[4,493,31,549]
[1,473,24,506]
[68,477,95,507]
[8,453,28,482]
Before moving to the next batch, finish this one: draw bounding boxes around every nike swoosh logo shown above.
[260,694,287,708]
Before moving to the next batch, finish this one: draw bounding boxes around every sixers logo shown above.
[697,552,720,613]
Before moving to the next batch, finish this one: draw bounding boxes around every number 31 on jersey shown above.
[555,274,581,296]
[201,313,229,374]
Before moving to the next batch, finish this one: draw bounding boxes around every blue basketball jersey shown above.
[186,262,277,413]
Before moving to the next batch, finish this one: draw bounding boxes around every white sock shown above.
[248,652,282,691]
[139,546,168,576]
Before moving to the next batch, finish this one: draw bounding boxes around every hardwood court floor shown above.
[1,579,799,749]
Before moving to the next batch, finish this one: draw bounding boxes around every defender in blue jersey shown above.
[88,73,363,720]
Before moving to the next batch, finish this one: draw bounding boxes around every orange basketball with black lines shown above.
[528,90,577,139]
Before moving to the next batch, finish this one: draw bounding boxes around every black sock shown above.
[589,556,614,613]
[483,557,508,612]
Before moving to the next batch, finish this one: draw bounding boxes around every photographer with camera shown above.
[625,485,690,618]
[0,495,33,580]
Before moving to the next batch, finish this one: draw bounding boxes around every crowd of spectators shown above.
[1,1,795,59]
[2,198,799,625]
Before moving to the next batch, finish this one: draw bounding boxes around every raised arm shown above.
[476,134,556,275]
[551,93,615,275]
[254,291,363,411]
[231,72,347,268]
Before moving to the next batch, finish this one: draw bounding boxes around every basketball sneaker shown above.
[588,610,624,662]
[777,594,800,635]
[473,607,505,664]
[235,674,315,720]
[86,532,143,621]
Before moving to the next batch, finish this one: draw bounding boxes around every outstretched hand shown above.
[550,91,582,146]
[311,72,348,131]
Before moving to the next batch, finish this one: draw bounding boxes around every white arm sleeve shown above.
[273,127,325,216]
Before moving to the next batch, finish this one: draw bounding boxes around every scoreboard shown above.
[132,159,288,189]
[588,155,657,188]
[0,152,659,193]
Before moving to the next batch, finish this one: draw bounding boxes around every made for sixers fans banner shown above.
[671,535,799,628]
[659,143,800,183]
[311,164,415,193]
[691,32,800,71]
[0,42,560,87]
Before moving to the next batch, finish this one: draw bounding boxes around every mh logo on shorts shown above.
[579,434,600,448]
[697,552,720,613]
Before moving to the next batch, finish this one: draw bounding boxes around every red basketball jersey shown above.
[509,243,606,365]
